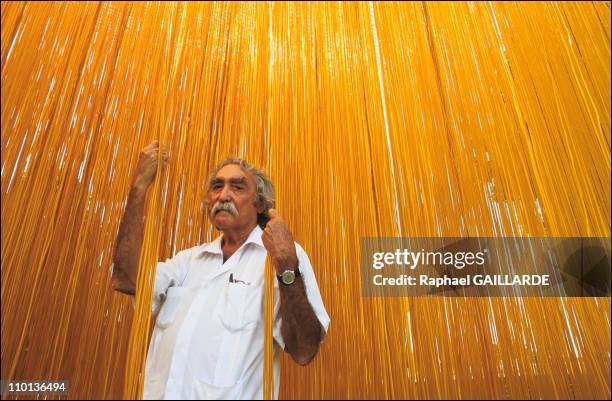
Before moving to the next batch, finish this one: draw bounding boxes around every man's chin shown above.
[212,213,235,230]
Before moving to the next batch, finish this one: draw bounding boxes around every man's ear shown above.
[254,194,266,214]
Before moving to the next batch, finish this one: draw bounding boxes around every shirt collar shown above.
[199,224,264,256]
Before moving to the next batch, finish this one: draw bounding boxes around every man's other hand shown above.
[133,140,169,190]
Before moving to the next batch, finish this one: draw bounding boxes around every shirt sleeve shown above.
[273,243,331,350]
[128,248,192,316]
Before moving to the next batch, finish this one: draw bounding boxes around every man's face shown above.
[207,164,260,232]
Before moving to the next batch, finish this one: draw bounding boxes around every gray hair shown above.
[205,158,275,228]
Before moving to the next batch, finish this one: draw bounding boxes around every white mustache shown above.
[210,201,238,218]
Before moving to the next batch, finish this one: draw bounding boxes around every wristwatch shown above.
[277,266,301,286]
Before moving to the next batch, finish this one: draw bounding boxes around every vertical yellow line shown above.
[263,3,275,399]
[368,0,402,236]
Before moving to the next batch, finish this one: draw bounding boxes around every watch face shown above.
[281,270,296,285]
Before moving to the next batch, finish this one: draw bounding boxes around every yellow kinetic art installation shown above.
[1,1,610,399]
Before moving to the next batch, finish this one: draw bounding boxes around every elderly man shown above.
[111,141,330,399]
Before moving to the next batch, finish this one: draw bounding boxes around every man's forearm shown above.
[279,277,323,366]
[111,184,148,295]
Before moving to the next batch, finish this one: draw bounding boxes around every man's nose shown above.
[219,184,232,202]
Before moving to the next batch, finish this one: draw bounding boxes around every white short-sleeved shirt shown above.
[140,224,330,400]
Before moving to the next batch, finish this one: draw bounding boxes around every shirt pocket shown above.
[155,286,188,329]
[217,283,262,332]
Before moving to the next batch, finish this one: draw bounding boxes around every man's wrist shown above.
[274,256,298,272]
